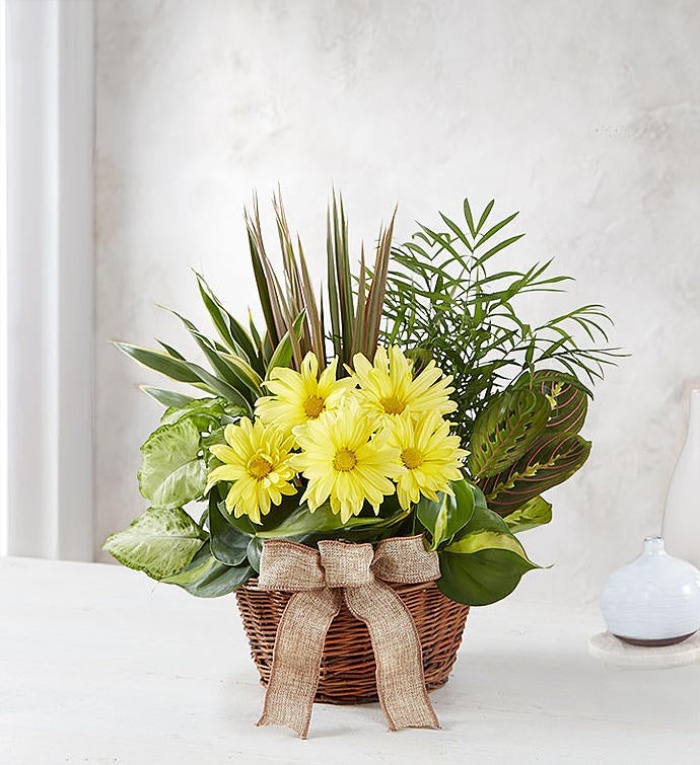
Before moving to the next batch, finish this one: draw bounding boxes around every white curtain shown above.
[1,0,94,560]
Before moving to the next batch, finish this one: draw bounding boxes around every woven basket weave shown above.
[235,578,470,705]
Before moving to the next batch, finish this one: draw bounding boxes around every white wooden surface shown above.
[1,557,699,765]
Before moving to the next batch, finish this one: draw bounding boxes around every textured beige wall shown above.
[95,0,700,604]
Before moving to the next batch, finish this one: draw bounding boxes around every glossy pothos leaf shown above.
[437,497,541,606]
[416,478,476,550]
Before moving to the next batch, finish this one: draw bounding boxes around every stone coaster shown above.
[588,631,700,668]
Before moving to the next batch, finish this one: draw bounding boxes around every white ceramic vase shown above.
[663,388,700,569]
[601,536,700,646]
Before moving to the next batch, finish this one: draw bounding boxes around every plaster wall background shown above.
[95,0,700,605]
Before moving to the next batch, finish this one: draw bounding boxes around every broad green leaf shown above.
[138,418,208,509]
[438,547,539,606]
[503,496,553,533]
[163,544,253,597]
[247,537,262,572]
[209,494,250,566]
[140,386,196,409]
[255,501,403,538]
[436,494,540,606]
[102,507,206,580]
[479,433,591,516]
[468,389,550,479]
[416,478,476,550]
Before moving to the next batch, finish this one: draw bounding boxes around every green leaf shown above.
[140,386,196,409]
[115,341,251,410]
[515,370,589,434]
[163,545,253,597]
[160,397,227,429]
[437,499,540,606]
[255,501,403,538]
[438,547,539,607]
[265,311,306,375]
[138,418,208,509]
[480,433,592,516]
[416,478,476,550]
[195,272,261,368]
[503,496,553,533]
[102,507,206,580]
[115,342,202,384]
[209,495,250,565]
[468,389,551,479]
[247,536,262,572]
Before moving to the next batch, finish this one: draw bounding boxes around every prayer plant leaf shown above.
[468,389,551,479]
[138,418,208,509]
[102,507,206,581]
[503,495,553,533]
[416,478,476,550]
[479,433,591,517]
[437,497,541,606]
[163,544,254,597]
[515,369,590,434]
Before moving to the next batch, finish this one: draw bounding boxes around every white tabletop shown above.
[1,556,699,765]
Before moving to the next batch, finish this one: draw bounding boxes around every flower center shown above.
[333,448,357,472]
[303,394,325,418]
[401,447,424,470]
[380,395,406,415]
[248,456,273,480]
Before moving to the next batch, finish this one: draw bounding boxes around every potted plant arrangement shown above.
[104,193,619,737]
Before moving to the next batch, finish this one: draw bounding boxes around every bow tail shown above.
[257,588,341,739]
[344,582,440,731]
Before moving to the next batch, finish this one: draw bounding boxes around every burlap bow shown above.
[256,534,441,738]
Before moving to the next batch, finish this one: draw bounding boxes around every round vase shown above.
[601,536,700,646]
[663,389,700,569]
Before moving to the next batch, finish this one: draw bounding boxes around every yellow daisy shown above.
[292,403,404,523]
[352,345,457,422]
[207,418,297,524]
[386,412,468,509]
[255,352,353,438]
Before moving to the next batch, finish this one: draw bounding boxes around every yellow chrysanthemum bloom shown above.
[352,345,457,422]
[255,352,353,438]
[387,412,468,509]
[207,418,297,524]
[292,404,405,523]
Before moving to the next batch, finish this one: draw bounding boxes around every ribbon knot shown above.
[256,535,441,738]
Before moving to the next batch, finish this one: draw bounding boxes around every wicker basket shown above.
[235,578,470,705]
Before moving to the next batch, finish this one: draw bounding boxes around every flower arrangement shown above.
[104,193,619,608]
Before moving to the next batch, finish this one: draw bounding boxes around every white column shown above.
[3,0,94,560]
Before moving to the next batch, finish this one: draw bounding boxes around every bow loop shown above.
[257,540,326,591]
